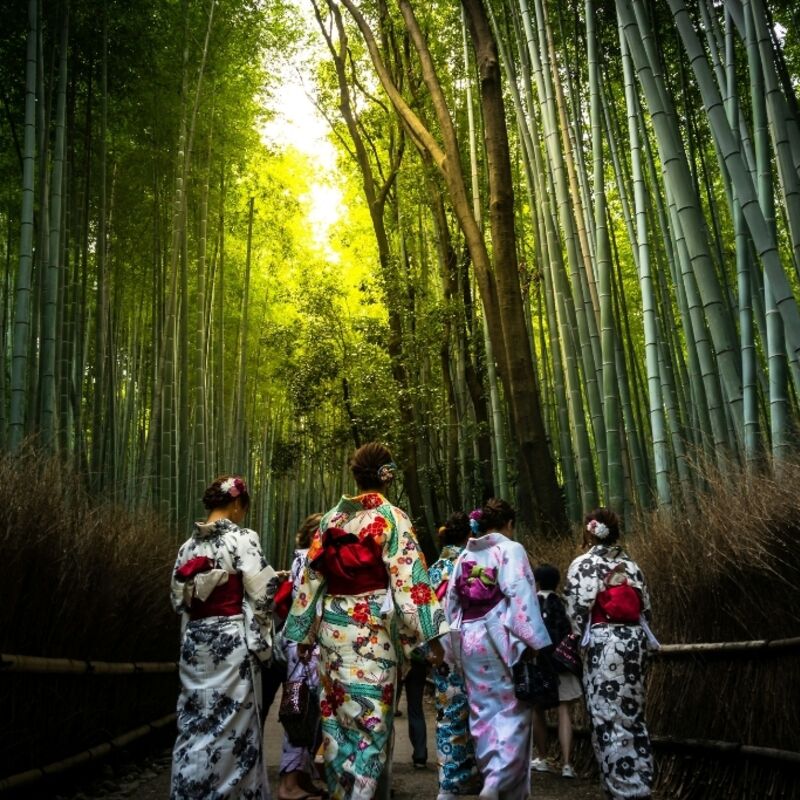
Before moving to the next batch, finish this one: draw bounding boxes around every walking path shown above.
[55,694,605,800]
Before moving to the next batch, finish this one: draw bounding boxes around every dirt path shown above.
[55,695,605,800]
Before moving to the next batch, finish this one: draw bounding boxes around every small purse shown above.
[512,653,559,709]
[552,632,582,677]
[278,661,319,747]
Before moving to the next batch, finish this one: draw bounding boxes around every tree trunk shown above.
[461,0,567,534]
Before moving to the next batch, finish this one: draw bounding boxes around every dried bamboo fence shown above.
[2,637,799,795]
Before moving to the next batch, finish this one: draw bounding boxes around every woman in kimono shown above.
[284,442,447,800]
[563,508,655,800]
[427,512,481,800]
[278,512,325,800]
[445,498,551,800]
[170,475,276,800]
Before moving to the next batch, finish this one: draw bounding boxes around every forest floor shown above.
[50,692,609,800]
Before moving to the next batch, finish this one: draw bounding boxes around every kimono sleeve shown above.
[383,508,448,657]
[497,541,551,652]
[631,559,653,623]
[170,541,190,614]
[563,554,600,635]
[236,528,277,622]
[283,531,327,646]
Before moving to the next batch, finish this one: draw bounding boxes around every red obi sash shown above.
[273,577,294,620]
[176,556,244,620]
[190,573,244,619]
[591,583,642,625]
[311,526,388,596]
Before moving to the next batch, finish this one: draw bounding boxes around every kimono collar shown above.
[193,518,236,539]
[589,544,627,560]
[464,531,510,551]
[438,544,463,561]
[336,492,390,513]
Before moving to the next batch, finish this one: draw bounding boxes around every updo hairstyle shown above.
[477,497,516,534]
[350,442,395,491]
[202,475,250,511]
[439,511,471,546]
[296,512,323,549]
[584,507,621,545]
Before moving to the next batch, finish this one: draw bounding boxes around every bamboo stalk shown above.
[0,653,177,674]
[0,712,176,791]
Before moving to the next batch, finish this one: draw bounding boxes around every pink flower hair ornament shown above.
[586,518,610,539]
[220,476,247,498]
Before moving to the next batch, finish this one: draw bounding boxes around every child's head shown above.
[534,563,560,591]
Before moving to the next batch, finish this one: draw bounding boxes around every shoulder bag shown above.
[512,652,559,709]
[278,660,320,748]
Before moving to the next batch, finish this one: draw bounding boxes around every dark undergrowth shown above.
[528,459,800,799]
[0,447,180,783]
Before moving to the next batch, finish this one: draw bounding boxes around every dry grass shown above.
[526,459,800,799]
[0,447,180,778]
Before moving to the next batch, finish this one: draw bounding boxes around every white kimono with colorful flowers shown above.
[284,493,447,800]
[445,532,550,800]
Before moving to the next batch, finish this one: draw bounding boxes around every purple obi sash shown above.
[456,560,504,621]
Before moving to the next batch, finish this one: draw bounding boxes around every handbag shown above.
[278,661,320,747]
[512,653,559,709]
[552,632,582,677]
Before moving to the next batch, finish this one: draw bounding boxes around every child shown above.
[530,563,582,779]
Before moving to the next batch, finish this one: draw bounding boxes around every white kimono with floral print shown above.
[445,532,551,800]
[563,545,654,799]
[169,519,276,800]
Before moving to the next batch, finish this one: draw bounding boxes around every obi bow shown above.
[175,555,231,604]
[455,560,502,609]
[468,563,497,587]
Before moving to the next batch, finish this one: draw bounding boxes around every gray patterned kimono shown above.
[170,519,276,800]
[563,545,654,799]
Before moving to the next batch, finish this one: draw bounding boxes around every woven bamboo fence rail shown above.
[0,653,178,674]
[557,727,800,765]
[652,635,800,657]
[0,713,176,792]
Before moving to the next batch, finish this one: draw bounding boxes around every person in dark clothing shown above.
[403,652,430,768]
[531,563,582,779]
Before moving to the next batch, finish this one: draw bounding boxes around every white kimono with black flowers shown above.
[170,518,276,800]
[563,545,654,799]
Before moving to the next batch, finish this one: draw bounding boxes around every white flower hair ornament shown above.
[586,518,610,539]
[220,477,246,498]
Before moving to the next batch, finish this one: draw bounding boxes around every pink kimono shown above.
[444,533,551,800]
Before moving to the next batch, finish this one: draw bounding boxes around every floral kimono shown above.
[284,493,447,800]
[428,544,481,799]
[170,519,276,800]
[563,545,654,799]
[444,533,551,800]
